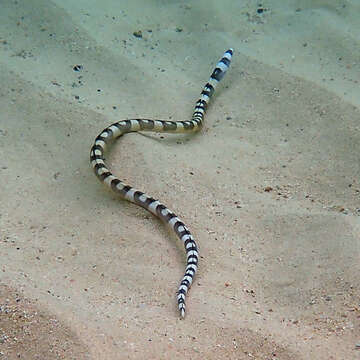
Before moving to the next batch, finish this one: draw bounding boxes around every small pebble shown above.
[133,30,142,38]
[73,65,83,72]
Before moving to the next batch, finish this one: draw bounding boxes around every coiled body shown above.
[90,49,233,317]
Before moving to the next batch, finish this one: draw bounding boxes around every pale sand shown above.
[1,1,359,359]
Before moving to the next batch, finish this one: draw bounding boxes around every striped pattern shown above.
[90,49,233,318]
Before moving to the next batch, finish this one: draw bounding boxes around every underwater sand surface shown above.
[0,0,359,358]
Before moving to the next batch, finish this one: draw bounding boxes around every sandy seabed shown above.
[1,1,359,359]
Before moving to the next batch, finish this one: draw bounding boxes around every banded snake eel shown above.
[90,48,233,318]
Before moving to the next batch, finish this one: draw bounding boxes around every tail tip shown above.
[179,307,186,319]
